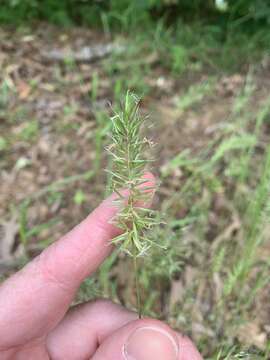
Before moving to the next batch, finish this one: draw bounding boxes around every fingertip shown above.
[176,333,203,360]
[92,317,203,360]
[92,318,180,360]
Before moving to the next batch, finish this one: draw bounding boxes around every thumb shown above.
[92,318,202,360]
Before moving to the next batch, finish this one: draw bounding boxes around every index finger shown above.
[0,173,155,350]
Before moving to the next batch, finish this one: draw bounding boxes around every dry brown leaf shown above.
[17,80,31,100]
[0,214,19,262]
[236,322,267,350]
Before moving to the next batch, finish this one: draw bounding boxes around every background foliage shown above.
[1,0,270,29]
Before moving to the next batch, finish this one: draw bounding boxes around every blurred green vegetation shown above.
[1,0,269,74]
[1,0,270,31]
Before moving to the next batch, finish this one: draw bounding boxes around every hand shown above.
[0,175,202,360]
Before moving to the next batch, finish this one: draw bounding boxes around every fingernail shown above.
[123,326,179,360]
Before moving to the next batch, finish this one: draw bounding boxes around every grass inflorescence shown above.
[107,91,159,317]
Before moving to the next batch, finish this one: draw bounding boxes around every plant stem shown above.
[126,113,142,317]
[133,249,142,318]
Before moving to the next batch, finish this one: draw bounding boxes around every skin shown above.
[0,174,202,359]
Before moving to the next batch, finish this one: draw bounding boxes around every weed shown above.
[170,45,188,74]
[0,137,8,152]
[159,76,270,355]
[214,346,268,359]
[17,200,58,258]
[63,104,77,117]
[94,110,110,172]
[0,80,11,110]
[77,278,100,303]
[46,191,63,206]
[19,120,39,141]
[103,36,151,96]
[90,71,99,103]
[73,189,86,205]
[107,91,159,317]
[177,78,216,111]
[223,144,270,297]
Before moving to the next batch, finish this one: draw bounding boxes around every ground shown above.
[0,25,269,358]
